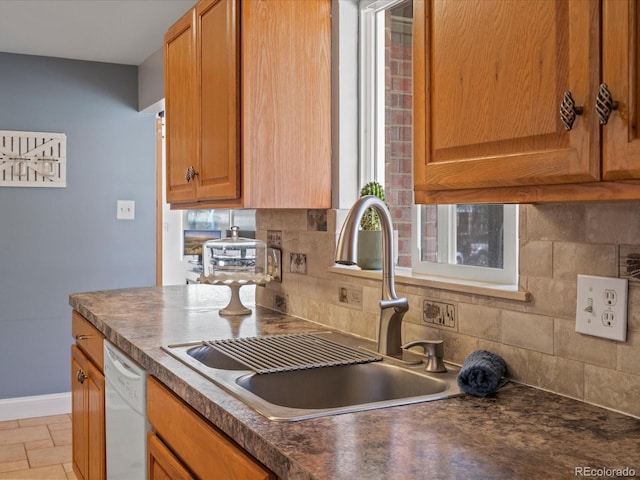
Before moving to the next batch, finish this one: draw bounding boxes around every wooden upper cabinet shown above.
[165,8,198,204]
[165,0,239,205]
[414,0,640,204]
[414,0,599,193]
[241,0,332,208]
[601,0,640,180]
[164,0,331,209]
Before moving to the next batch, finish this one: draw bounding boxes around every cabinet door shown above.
[197,0,241,201]
[71,345,105,480]
[71,346,88,480]
[165,8,198,204]
[601,0,640,179]
[87,360,105,480]
[414,0,600,194]
[147,377,275,480]
[148,433,195,480]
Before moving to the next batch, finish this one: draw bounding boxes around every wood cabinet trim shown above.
[415,180,640,204]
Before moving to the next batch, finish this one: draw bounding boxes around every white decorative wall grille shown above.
[0,130,66,187]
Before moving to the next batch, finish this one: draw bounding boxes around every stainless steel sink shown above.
[163,331,463,421]
[236,362,448,409]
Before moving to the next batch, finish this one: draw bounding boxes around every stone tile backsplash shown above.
[255,204,640,418]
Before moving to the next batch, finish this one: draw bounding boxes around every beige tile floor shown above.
[0,414,76,480]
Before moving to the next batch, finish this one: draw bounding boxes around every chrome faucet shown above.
[335,195,409,357]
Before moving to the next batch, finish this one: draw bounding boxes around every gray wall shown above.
[0,52,157,399]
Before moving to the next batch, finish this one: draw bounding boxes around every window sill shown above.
[328,265,530,302]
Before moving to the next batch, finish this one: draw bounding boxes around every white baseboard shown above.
[0,392,71,421]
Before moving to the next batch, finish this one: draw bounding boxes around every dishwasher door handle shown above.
[105,344,143,380]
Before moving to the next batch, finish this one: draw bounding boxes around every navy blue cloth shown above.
[457,350,508,397]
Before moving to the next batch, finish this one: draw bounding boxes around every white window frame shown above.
[359,0,396,187]
[359,0,519,286]
[411,204,519,284]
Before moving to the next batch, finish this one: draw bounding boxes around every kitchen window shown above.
[359,0,518,285]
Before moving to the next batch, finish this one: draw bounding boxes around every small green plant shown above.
[359,181,387,231]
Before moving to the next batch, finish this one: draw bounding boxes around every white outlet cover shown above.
[576,274,628,342]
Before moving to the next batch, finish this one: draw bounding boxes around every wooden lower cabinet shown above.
[71,343,105,480]
[147,377,276,480]
[148,432,195,480]
[71,311,106,480]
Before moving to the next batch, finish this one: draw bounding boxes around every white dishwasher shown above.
[104,340,147,480]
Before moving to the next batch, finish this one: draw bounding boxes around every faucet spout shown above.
[335,195,409,357]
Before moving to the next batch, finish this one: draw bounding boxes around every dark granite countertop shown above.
[70,285,640,480]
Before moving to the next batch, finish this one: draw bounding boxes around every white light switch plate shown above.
[117,200,135,220]
[576,274,628,342]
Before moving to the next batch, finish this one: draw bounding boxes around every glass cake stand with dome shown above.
[199,227,272,315]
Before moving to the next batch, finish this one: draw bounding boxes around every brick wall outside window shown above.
[385,6,414,267]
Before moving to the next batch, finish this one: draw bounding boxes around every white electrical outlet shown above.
[576,274,628,342]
